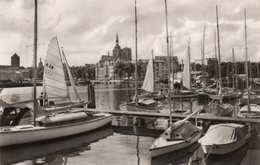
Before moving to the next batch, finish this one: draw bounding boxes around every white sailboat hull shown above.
[150,127,202,157]
[200,132,251,154]
[0,113,112,147]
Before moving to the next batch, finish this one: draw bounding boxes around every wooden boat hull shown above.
[119,102,163,113]
[200,133,251,154]
[170,93,198,99]
[203,103,233,117]
[150,127,202,157]
[240,97,260,105]
[0,127,113,165]
[210,93,242,101]
[0,113,113,147]
[237,104,260,119]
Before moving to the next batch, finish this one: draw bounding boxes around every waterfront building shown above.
[38,58,43,68]
[207,58,218,68]
[96,54,120,81]
[96,33,132,81]
[154,56,178,82]
[11,53,20,67]
[0,65,22,82]
[121,47,132,61]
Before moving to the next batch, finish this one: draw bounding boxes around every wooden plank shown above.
[85,109,260,124]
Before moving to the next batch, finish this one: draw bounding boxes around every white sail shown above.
[62,49,81,101]
[141,59,154,93]
[43,37,68,99]
[183,44,191,89]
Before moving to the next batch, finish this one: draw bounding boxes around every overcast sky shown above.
[0,0,260,67]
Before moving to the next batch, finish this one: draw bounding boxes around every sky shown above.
[0,0,260,67]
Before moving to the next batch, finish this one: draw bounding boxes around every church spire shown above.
[116,33,119,45]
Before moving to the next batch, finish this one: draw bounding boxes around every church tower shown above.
[38,58,43,68]
[113,33,121,59]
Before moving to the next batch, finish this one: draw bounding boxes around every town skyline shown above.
[0,0,260,67]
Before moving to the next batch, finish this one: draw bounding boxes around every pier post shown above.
[87,84,96,108]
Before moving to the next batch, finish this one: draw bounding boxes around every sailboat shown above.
[205,6,233,117]
[0,0,112,147]
[119,0,163,113]
[238,9,260,118]
[149,0,202,157]
[150,109,202,157]
[171,39,197,99]
[39,37,86,112]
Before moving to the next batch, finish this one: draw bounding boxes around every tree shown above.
[114,61,126,79]
[124,62,135,78]
[137,60,147,80]
[85,64,95,80]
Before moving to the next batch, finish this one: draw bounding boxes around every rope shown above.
[201,144,214,164]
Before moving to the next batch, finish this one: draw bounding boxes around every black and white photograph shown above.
[0,0,260,164]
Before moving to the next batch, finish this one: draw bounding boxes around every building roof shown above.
[100,55,116,62]
[155,56,178,62]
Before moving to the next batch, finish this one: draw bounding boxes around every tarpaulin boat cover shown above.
[199,123,247,145]
[138,98,156,105]
[171,121,200,139]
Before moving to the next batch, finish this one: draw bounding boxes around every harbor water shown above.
[0,84,260,165]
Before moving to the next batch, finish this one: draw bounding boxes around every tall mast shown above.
[164,0,172,126]
[134,0,138,105]
[32,0,38,126]
[232,48,235,90]
[202,25,206,91]
[214,30,218,82]
[170,33,175,91]
[188,38,192,89]
[244,9,250,112]
[216,5,222,101]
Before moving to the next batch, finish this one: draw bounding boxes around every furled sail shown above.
[43,37,68,99]
[141,59,154,93]
[182,45,191,89]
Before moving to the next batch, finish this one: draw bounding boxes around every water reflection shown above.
[204,144,249,165]
[151,143,201,165]
[1,84,260,164]
[0,126,113,165]
[112,116,164,137]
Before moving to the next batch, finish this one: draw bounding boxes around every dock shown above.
[86,109,260,125]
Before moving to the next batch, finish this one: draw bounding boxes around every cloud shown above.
[0,0,260,67]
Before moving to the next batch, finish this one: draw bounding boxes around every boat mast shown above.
[170,33,175,92]
[134,0,138,105]
[216,5,222,103]
[188,38,192,89]
[32,0,38,126]
[164,0,172,126]
[244,9,250,112]
[202,25,206,91]
[232,48,235,90]
[214,30,218,86]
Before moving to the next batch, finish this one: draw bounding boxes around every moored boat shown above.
[119,1,163,112]
[0,112,112,147]
[240,91,260,105]
[119,98,163,113]
[150,120,202,157]
[198,123,251,154]
[237,104,260,118]
[202,100,234,117]
[0,1,112,147]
